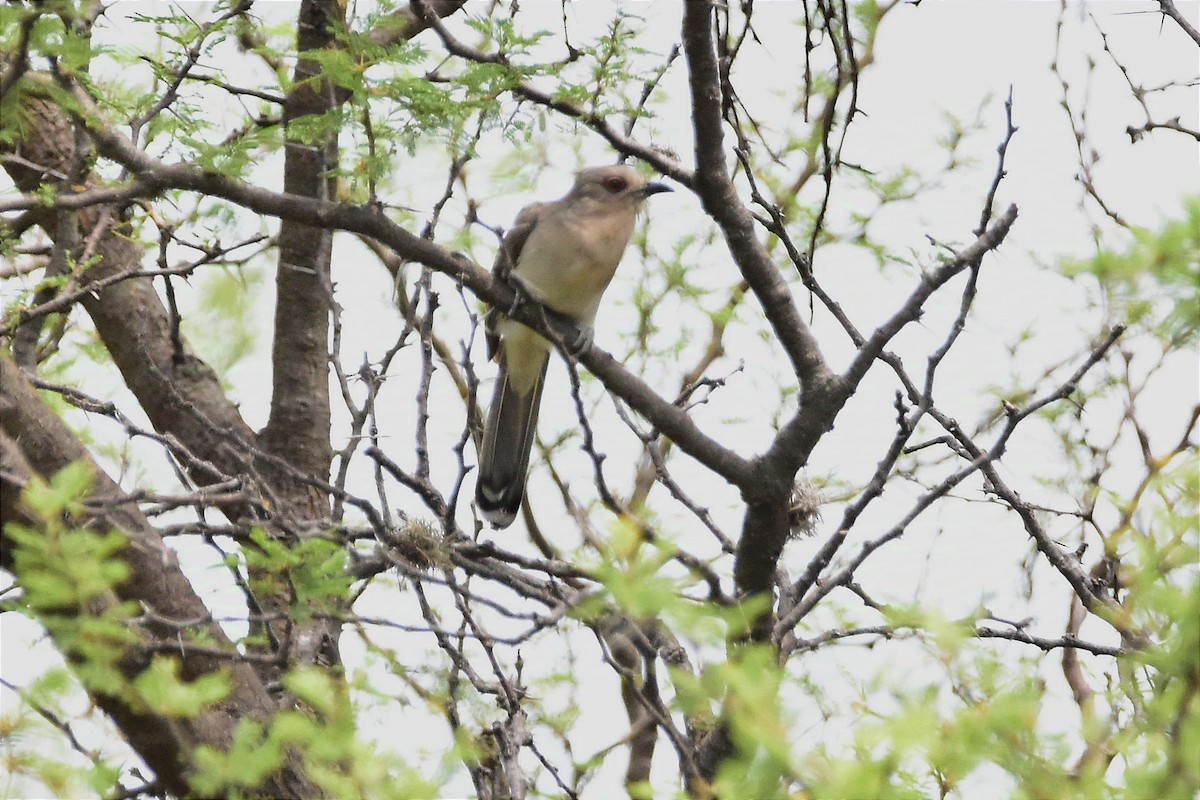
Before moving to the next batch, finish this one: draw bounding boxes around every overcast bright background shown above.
[2,1,1197,798]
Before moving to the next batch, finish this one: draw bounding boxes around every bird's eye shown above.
[603,176,628,193]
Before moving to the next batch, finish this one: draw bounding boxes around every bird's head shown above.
[569,164,673,208]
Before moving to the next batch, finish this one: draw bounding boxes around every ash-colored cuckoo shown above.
[476,165,672,529]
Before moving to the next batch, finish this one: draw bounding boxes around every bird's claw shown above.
[505,281,528,318]
[565,326,593,358]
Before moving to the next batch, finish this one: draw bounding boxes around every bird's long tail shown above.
[476,354,548,528]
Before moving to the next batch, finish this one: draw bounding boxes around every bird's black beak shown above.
[637,182,673,199]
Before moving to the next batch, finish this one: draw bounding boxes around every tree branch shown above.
[57,92,754,491]
[1158,0,1200,46]
[681,1,833,391]
[0,354,319,799]
[367,0,469,47]
[411,0,694,188]
[0,93,261,503]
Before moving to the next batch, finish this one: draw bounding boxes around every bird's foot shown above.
[564,325,594,358]
[505,278,532,318]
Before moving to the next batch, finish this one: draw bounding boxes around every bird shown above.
[475,164,672,529]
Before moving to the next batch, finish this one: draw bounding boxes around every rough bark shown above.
[3,94,259,495]
[248,0,346,685]
[0,355,319,798]
[0,1,473,793]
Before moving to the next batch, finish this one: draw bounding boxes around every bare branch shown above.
[1158,0,1200,46]
[62,87,754,491]
[411,0,692,187]
[0,356,319,798]
[681,1,834,390]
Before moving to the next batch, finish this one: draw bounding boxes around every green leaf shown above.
[1062,197,1200,342]
[282,667,339,717]
[20,462,94,520]
[191,720,284,796]
[133,656,231,718]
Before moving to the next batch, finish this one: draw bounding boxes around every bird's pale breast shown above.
[514,206,636,324]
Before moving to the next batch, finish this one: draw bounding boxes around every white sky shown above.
[2,1,1198,798]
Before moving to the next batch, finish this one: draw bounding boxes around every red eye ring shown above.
[603,176,629,193]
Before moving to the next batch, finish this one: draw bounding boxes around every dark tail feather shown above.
[476,356,547,528]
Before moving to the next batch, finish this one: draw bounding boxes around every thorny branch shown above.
[2,1,1191,796]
